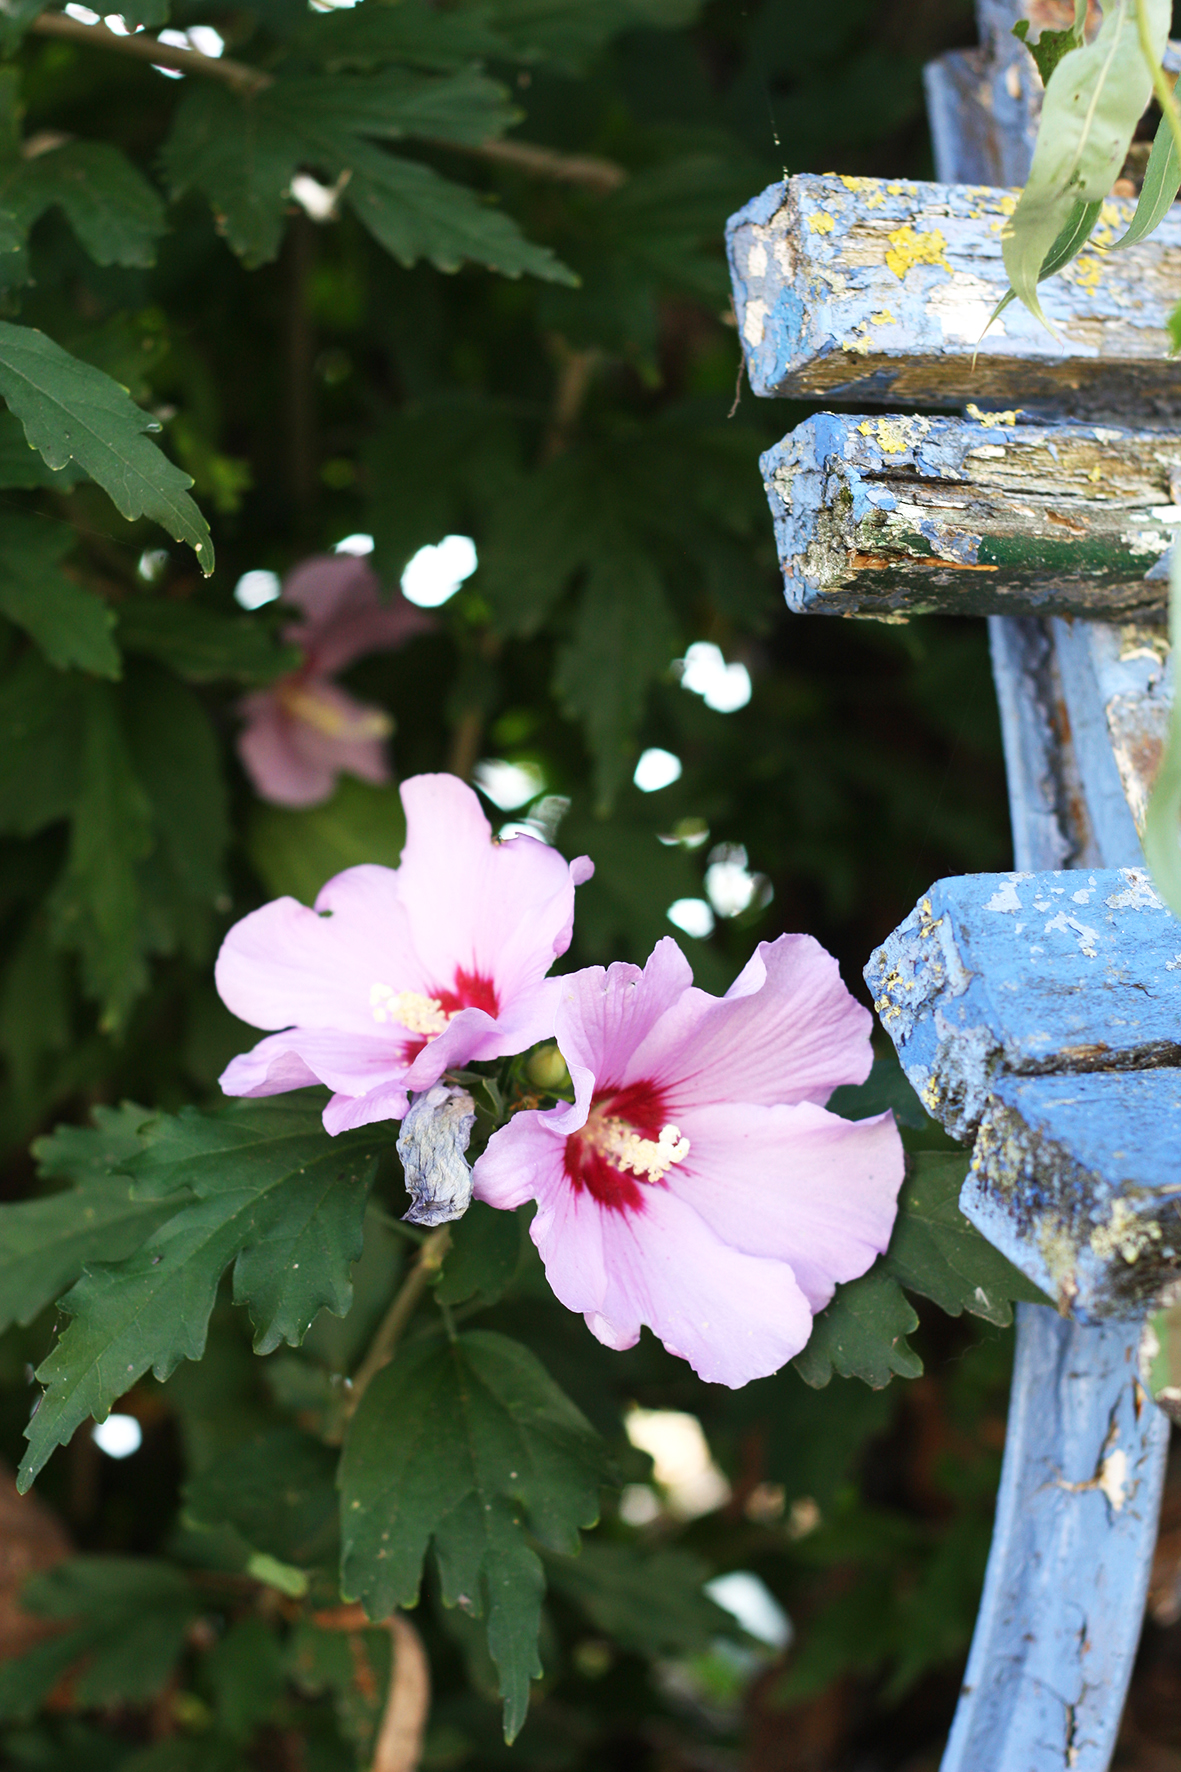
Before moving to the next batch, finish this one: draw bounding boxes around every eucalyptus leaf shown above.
[1003,0,1169,326]
[1112,73,1181,249]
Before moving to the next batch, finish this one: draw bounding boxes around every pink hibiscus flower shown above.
[216,773,593,1134]
[237,553,433,807]
[473,936,904,1387]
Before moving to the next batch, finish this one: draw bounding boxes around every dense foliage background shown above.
[0,0,1125,1768]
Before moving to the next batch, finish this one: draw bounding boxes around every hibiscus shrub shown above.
[0,0,1041,1768]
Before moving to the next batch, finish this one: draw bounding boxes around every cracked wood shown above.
[764,414,1181,619]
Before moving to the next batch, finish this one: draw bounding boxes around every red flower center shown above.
[369,968,499,1062]
[563,1081,688,1216]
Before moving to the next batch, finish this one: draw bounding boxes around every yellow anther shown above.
[587,1116,690,1181]
[370,984,450,1035]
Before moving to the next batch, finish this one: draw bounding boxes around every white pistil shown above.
[370,983,450,1035]
[588,1116,690,1181]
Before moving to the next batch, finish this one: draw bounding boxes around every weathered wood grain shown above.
[865,866,1181,1144]
[966,1069,1181,1319]
[727,174,1181,412]
[764,414,1181,618]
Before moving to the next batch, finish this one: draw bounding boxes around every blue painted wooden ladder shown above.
[724,4,1181,1767]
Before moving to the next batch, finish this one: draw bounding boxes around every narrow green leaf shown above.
[19,1097,384,1491]
[124,661,228,910]
[1144,533,1181,913]
[0,321,213,571]
[1004,0,1169,326]
[0,651,84,835]
[1113,74,1181,248]
[340,1329,614,1740]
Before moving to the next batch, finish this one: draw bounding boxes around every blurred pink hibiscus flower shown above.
[237,553,433,807]
[473,936,904,1387]
[216,773,593,1134]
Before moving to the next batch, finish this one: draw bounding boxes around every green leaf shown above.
[0,651,84,835]
[162,79,574,283]
[340,1328,615,1740]
[0,1104,178,1333]
[1145,531,1181,911]
[1004,0,1169,326]
[247,775,407,904]
[0,1558,199,1719]
[9,141,167,270]
[0,322,213,572]
[794,1153,1049,1388]
[886,1153,1049,1325]
[303,0,509,70]
[546,1543,730,1657]
[1113,74,1181,249]
[1012,3,1086,87]
[553,546,677,810]
[124,661,228,914]
[19,1096,385,1491]
[117,598,297,684]
[475,0,701,71]
[47,679,153,1031]
[0,513,118,677]
[435,1201,523,1308]
[0,408,84,488]
[185,1427,339,1568]
[207,1618,286,1742]
[793,1267,922,1390]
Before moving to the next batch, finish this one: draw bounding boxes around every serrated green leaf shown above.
[793,1268,922,1390]
[553,546,677,810]
[247,775,407,905]
[47,679,153,1030]
[0,1103,177,1332]
[340,1329,614,1740]
[162,78,574,283]
[0,408,84,487]
[304,0,510,70]
[117,598,297,684]
[435,1201,522,1308]
[8,141,167,270]
[0,651,84,835]
[0,1559,199,1720]
[1113,73,1181,249]
[0,322,213,571]
[0,513,118,676]
[886,1153,1049,1325]
[185,1427,339,1568]
[1004,0,1168,326]
[19,1097,385,1491]
[545,1542,730,1657]
[474,0,701,70]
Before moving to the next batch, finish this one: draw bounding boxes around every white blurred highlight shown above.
[92,1414,142,1459]
[704,1572,792,1650]
[400,535,477,608]
[333,533,375,556]
[678,641,751,713]
[625,1407,730,1520]
[634,747,682,793]
[667,898,715,940]
[234,569,282,611]
[473,759,544,811]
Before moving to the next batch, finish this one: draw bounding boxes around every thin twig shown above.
[25,15,628,193]
[314,1606,431,1772]
[346,1226,452,1411]
[29,12,273,94]
[432,135,626,193]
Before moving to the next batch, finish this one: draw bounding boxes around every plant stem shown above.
[346,1226,452,1411]
[25,14,629,193]
[29,11,272,94]
[1135,0,1181,170]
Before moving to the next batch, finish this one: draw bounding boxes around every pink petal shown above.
[282,555,433,675]
[672,1100,905,1312]
[323,1082,411,1134]
[396,775,591,1002]
[544,1182,813,1387]
[549,940,695,1120]
[632,934,872,1111]
[237,691,338,808]
[219,1026,408,1100]
[215,873,421,1035]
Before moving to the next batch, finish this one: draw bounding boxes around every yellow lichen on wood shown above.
[966,403,1022,426]
[885,225,950,280]
[807,211,836,235]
